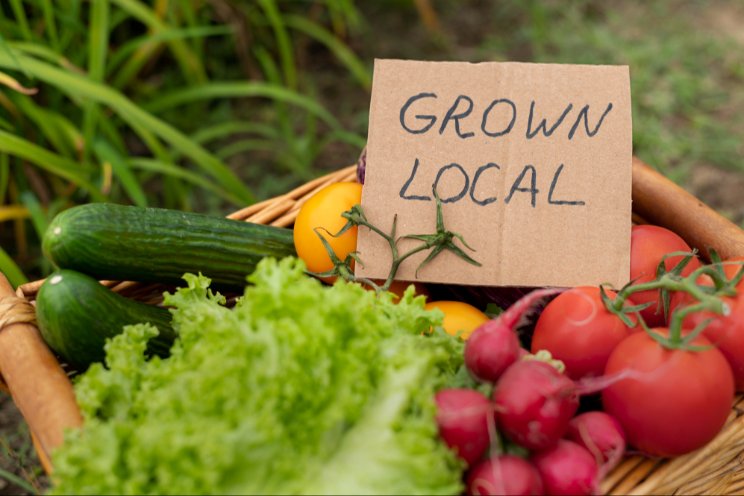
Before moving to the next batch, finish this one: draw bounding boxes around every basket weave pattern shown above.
[2,160,744,495]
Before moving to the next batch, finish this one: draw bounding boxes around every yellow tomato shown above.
[293,182,363,274]
[425,301,489,340]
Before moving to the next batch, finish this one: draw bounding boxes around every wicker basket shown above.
[1,157,743,495]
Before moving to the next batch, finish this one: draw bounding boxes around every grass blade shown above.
[96,109,127,152]
[11,95,77,158]
[215,138,275,160]
[6,41,83,72]
[0,70,37,95]
[179,0,205,59]
[83,0,110,164]
[128,158,242,205]
[106,25,232,76]
[326,0,361,33]
[0,50,254,204]
[285,14,371,90]
[0,35,29,80]
[20,190,48,241]
[0,466,37,495]
[8,0,32,41]
[40,0,60,50]
[92,139,148,207]
[0,243,28,288]
[257,0,297,89]
[0,131,103,200]
[144,81,342,129]
[0,154,9,205]
[112,0,206,84]
[190,121,279,145]
[319,128,366,149]
[109,39,160,90]
[0,204,29,223]
[0,116,13,131]
[59,0,84,51]
[253,45,294,142]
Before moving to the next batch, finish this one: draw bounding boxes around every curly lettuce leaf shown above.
[51,258,464,495]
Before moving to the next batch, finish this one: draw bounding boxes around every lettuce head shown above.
[51,258,465,495]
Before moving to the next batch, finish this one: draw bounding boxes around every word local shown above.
[399,159,586,208]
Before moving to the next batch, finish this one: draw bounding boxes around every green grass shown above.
[474,0,744,183]
[0,0,368,283]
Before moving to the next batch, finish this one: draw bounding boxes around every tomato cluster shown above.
[527,225,739,458]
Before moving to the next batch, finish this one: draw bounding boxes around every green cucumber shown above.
[43,203,296,289]
[36,269,175,369]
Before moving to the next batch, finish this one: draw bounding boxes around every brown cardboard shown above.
[356,59,632,288]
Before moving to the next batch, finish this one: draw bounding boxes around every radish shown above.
[465,288,564,383]
[566,412,626,476]
[492,360,578,451]
[531,440,599,495]
[435,388,494,465]
[466,455,543,496]
[465,320,521,383]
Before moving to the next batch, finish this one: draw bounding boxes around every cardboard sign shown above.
[356,59,632,288]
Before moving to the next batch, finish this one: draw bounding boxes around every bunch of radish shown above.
[435,289,627,496]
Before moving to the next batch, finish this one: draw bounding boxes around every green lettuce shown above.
[51,258,465,495]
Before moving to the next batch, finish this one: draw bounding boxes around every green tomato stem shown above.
[608,261,731,350]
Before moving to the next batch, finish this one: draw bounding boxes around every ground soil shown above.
[0,395,47,495]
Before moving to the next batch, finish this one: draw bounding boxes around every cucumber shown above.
[36,269,175,369]
[43,203,296,289]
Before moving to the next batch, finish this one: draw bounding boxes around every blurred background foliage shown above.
[0,0,742,288]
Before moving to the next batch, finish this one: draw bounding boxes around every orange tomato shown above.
[293,182,363,274]
[425,301,490,340]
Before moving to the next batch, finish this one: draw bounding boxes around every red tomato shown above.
[719,256,744,285]
[670,256,744,312]
[667,257,744,390]
[683,292,744,391]
[630,225,701,327]
[602,330,734,457]
[531,287,635,380]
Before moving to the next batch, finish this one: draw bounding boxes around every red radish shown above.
[566,412,626,476]
[466,455,543,496]
[492,360,578,451]
[466,288,564,383]
[435,388,494,465]
[531,440,599,495]
[465,321,521,383]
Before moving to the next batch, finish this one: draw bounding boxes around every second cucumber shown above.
[43,203,297,289]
